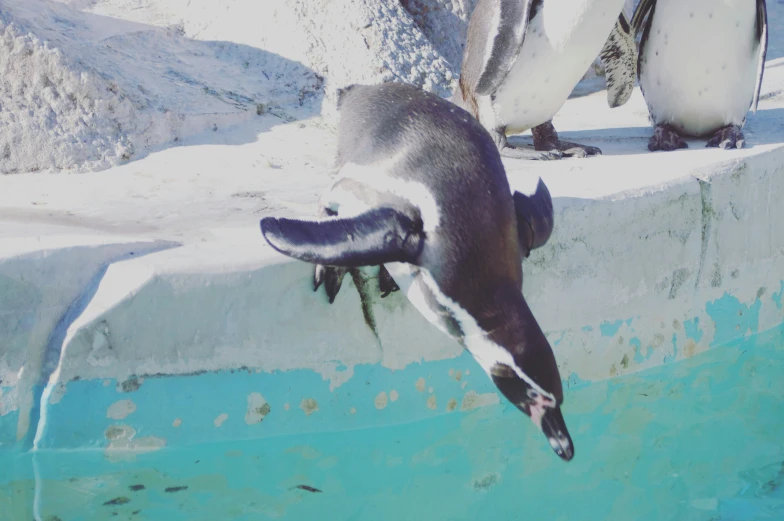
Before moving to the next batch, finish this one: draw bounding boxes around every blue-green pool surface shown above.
[2,325,783,521]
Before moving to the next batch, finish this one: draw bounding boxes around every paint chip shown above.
[460,391,500,411]
[454,371,462,382]
[427,396,437,410]
[375,392,388,409]
[284,403,290,411]
[300,398,319,416]
[118,376,142,393]
[415,378,426,392]
[350,407,356,415]
[104,425,165,462]
[172,419,182,428]
[471,472,501,491]
[245,393,271,425]
[449,369,454,377]
[684,339,697,358]
[428,387,433,394]
[389,390,399,402]
[446,398,457,412]
[107,400,137,420]
[214,413,229,427]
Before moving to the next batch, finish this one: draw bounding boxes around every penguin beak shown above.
[489,364,575,462]
[538,406,574,462]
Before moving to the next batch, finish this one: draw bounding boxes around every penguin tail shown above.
[513,178,554,257]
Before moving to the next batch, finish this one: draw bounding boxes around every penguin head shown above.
[489,362,574,462]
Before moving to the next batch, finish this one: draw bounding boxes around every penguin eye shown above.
[527,389,539,400]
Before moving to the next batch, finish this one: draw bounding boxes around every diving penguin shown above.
[632,0,768,151]
[454,0,638,160]
[260,82,574,461]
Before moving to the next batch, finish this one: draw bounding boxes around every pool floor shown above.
[2,326,783,521]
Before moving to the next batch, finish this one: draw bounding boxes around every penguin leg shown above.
[706,125,745,150]
[648,124,688,152]
[492,127,563,161]
[531,121,602,158]
[312,205,348,304]
[314,263,348,304]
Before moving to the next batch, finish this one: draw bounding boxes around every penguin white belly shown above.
[639,0,760,137]
[492,0,625,133]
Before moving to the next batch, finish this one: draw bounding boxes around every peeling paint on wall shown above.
[300,398,318,416]
[460,391,499,412]
[106,400,136,420]
[104,424,166,462]
[245,393,271,425]
[706,293,762,348]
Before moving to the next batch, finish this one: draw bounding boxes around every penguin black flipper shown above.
[464,0,535,96]
[513,178,554,258]
[260,207,425,268]
[599,12,637,109]
[751,0,768,113]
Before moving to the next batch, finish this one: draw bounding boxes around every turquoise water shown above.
[2,326,783,521]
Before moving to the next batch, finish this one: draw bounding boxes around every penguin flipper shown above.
[751,0,768,113]
[260,207,425,268]
[600,12,637,109]
[630,0,655,36]
[467,0,535,96]
[513,178,554,258]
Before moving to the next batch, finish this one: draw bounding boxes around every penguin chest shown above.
[384,263,465,341]
[639,0,760,136]
[492,0,625,133]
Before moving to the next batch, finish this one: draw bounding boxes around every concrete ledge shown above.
[2,132,783,449]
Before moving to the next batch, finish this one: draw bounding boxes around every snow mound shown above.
[0,0,323,174]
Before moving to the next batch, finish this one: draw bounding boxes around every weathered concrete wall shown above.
[2,142,783,450]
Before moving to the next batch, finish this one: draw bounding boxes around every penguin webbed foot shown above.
[531,121,602,158]
[649,124,688,152]
[378,265,400,298]
[706,125,745,150]
[314,264,347,304]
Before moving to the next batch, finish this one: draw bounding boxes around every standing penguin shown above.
[454,0,638,160]
[260,82,574,461]
[632,0,768,151]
